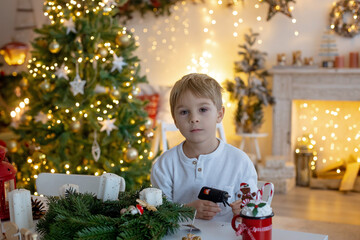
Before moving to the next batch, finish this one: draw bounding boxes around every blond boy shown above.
[151,73,257,222]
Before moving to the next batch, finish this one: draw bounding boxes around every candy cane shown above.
[257,182,274,204]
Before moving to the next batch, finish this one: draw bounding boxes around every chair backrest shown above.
[257,180,274,206]
[36,173,102,196]
[160,121,227,152]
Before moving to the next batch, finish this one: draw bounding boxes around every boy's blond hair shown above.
[170,73,223,119]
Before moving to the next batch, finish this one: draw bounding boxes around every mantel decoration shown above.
[224,29,275,134]
[36,189,194,240]
[330,0,360,38]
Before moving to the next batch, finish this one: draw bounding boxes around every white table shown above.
[163,219,328,240]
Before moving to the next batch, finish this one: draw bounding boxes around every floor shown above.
[271,186,360,240]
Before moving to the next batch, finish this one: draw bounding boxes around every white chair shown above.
[257,180,274,205]
[151,121,227,156]
[36,173,104,196]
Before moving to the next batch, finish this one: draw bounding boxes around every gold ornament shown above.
[8,139,18,153]
[116,32,131,47]
[49,40,61,54]
[126,147,138,162]
[98,47,108,58]
[71,121,81,132]
[144,118,153,129]
[40,80,51,91]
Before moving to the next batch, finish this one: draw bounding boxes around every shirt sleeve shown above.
[150,157,174,202]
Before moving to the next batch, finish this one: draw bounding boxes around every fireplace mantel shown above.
[271,67,360,159]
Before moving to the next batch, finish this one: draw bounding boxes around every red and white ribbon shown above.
[235,223,272,240]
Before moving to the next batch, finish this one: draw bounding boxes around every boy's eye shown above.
[199,108,208,113]
[179,110,188,115]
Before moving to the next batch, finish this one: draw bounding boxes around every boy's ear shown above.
[216,106,225,123]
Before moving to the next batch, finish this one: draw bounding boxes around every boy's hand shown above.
[186,200,221,220]
[230,199,243,216]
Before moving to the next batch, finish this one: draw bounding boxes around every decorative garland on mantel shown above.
[330,0,360,38]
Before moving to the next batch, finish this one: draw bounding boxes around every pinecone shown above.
[31,197,46,220]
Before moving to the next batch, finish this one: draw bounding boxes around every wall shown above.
[1,0,360,160]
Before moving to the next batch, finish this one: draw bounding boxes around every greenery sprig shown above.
[246,202,266,217]
[36,189,194,240]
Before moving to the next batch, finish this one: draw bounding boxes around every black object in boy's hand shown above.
[198,187,230,207]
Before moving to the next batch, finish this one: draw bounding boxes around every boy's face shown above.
[173,90,224,145]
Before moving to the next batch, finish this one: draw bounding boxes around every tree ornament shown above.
[71,121,81,132]
[63,17,77,35]
[31,197,46,220]
[111,54,127,73]
[69,74,86,96]
[98,47,108,58]
[126,146,138,162]
[92,130,101,162]
[116,32,131,47]
[34,112,48,124]
[40,80,51,91]
[49,40,61,54]
[55,63,69,80]
[144,118,153,129]
[99,118,118,136]
[8,140,18,153]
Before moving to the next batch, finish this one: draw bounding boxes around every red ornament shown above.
[0,140,6,148]
[136,204,144,215]
[0,146,17,219]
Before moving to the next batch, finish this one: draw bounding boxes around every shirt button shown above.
[192,161,197,165]
[198,168,202,172]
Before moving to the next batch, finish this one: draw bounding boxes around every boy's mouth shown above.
[190,129,202,132]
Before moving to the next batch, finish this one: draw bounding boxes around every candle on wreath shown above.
[97,173,125,201]
[0,146,17,220]
[8,189,33,230]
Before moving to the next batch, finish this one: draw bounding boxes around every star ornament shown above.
[111,54,127,73]
[263,0,295,21]
[63,17,77,35]
[100,118,118,136]
[55,63,69,80]
[35,111,48,124]
[69,74,86,96]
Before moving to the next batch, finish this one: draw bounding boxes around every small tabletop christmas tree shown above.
[10,0,155,192]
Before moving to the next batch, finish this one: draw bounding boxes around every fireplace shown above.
[271,68,360,170]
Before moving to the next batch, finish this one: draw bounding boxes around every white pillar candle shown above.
[97,173,125,201]
[8,189,33,230]
[139,188,163,207]
[58,184,79,197]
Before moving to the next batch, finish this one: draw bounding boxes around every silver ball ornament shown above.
[126,147,138,162]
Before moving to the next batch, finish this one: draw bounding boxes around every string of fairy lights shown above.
[294,100,360,174]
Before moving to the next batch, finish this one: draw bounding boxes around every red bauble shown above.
[151,0,161,8]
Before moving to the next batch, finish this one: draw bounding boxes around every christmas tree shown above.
[10,0,155,192]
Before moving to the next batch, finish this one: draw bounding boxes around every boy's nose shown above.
[190,114,200,123]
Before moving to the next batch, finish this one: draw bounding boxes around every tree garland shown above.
[330,0,360,38]
[36,190,194,240]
